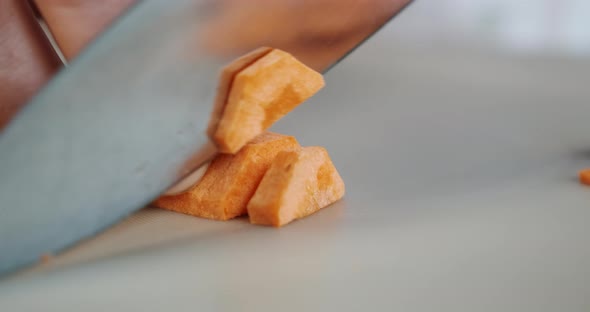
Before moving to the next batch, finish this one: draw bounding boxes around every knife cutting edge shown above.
[0,0,412,276]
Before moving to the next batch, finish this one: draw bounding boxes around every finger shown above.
[34,0,136,60]
[0,0,62,129]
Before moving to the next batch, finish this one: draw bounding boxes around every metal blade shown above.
[0,0,412,275]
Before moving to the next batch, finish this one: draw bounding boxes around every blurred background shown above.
[391,0,590,56]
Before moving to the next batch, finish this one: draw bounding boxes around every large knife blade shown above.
[0,0,412,275]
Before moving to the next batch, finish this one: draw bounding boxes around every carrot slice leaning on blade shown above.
[209,48,325,154]
[207,47,273,139]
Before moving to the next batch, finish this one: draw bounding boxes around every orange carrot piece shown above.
[211,49,325,154]
[154,132,300,220]
[247,146,345,227]
[579,169,590,186]
[207,47,273,138]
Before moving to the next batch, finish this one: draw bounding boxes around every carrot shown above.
[157,50,339,226]
[39,253,53,264]
[210,48,325,154]
[247,146,345,227]
[207,47,272,139]
[579,169,590,186]
[154,132,300,220]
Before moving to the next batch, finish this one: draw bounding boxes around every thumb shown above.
[34,0,136,60]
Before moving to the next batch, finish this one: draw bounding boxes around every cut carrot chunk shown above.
[210,49,325,154]
[207,47,272,138]
[580,169,590,186]
[247,146,345,227]
[154,132,300,220]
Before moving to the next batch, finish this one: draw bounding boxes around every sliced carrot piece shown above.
[579,169,590,186]
[211,49,325,154]
[247,146,345,227]
[207,47,272,138]
[154,132,300,220]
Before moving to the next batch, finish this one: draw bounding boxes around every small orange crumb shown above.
[579,169,590,185]
[40,253,53,264]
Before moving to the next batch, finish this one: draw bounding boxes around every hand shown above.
[0,0,408,130]
[0,0,134,129]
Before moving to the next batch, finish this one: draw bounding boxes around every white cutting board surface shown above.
[2,2,590,311]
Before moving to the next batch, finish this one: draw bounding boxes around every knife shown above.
[0,0,412,275]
